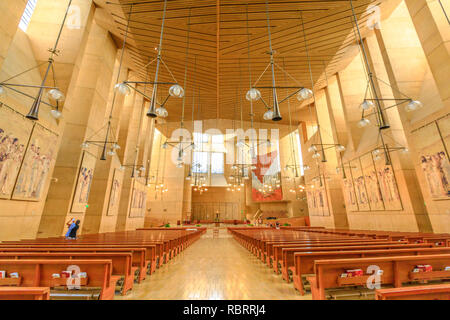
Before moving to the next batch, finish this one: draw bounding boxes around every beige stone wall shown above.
[0,0,448,241]
[301,0,449,233]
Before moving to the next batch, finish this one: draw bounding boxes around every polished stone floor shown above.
[116,228,311,300]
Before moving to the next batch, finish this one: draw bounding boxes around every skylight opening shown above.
[18,0,38,32]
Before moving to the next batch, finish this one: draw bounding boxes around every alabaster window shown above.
[19,0,38,32]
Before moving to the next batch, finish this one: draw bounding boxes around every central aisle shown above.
[117,228,311,300]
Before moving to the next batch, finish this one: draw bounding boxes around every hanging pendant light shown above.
[169,84,184,98]
[357,118,371,128]
[48,89,65,101]
[405,100,423,112]
[155,107,168,118]
[145,0,184,118]
[0,1,74,120]
[336,145,346,152]
[308,145,317,153]
[114,83,131,96]
[360,100,374,111]
[50,109,62,119]
[246,88,261,101]
[263,109,274,120]
[297,88,313,101]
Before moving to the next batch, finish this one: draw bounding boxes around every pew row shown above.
[375,284,450,300]
[0,287,50,300]
[291,247,450,295]
[307,254,450,300]
[0,259,117,300]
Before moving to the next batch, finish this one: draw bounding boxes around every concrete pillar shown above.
[38,16,119,237]
[405,0,450,110]
[115,84,147,231]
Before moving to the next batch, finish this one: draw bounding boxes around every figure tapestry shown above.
[361,154,385,211]
[350,159,370,211]
[107,168,123,216]
[129,179,147,218]
[420,151,450,200]
[12,125,58,201]
[251,150,283,202]
[342,177,359,212]
[411,121,450,201]
[306,176,329,216]
[0,106,34,199]
[71,151,96,212]
[373,157,403,210]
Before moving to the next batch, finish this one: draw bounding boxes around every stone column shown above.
[38,16,119,237]
[115,83,147,231]
[405,0,450,110]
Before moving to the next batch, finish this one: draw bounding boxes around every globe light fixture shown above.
[405,100,423,112]
[114,83,131,96]
[336,144,346,152]
[357,118,371,128]
[0,85,6,97]
[312,152,321,159]
[360,100,374,111]
[50,109,62,119]
[169,84,185,98]
[246,88,261,101]
[308,145,317,153]
[263,109,274,121]
[155,107,168,118]
[48,89,65,101]
[297,88,313,101]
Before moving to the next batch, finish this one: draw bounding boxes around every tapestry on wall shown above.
[251,150,283,202]
[373,156,403,210]
[316,179,330,216]
[107,168,123,216]
[129,179,147,218]
[0,106,34,199]
[306,176,329,216]
[342,177,359,212]
[361,154,385,211]
[12,125,58,201]
[412,120,450,201]
[350,159,370,211]
[71,151,96,212]
[306,189,317,216]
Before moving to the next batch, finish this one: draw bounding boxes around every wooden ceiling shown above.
[96,0,383,124]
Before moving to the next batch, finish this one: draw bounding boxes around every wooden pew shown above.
[0,244,152,282]
[271,241,409,274]
[282,244,434,282]
[307,254,450,300]
[0,287,50,300]
[291,247,450,295]
[0,259,117,300]
[375,284,450,300]
[0,252,136,295]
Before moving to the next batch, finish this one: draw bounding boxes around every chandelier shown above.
[159,10,194,168]
[119,95,149,178]
[244,0,313,122]
[349,0,421,165]
[113,0,185,119]
[0,0,74,120]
